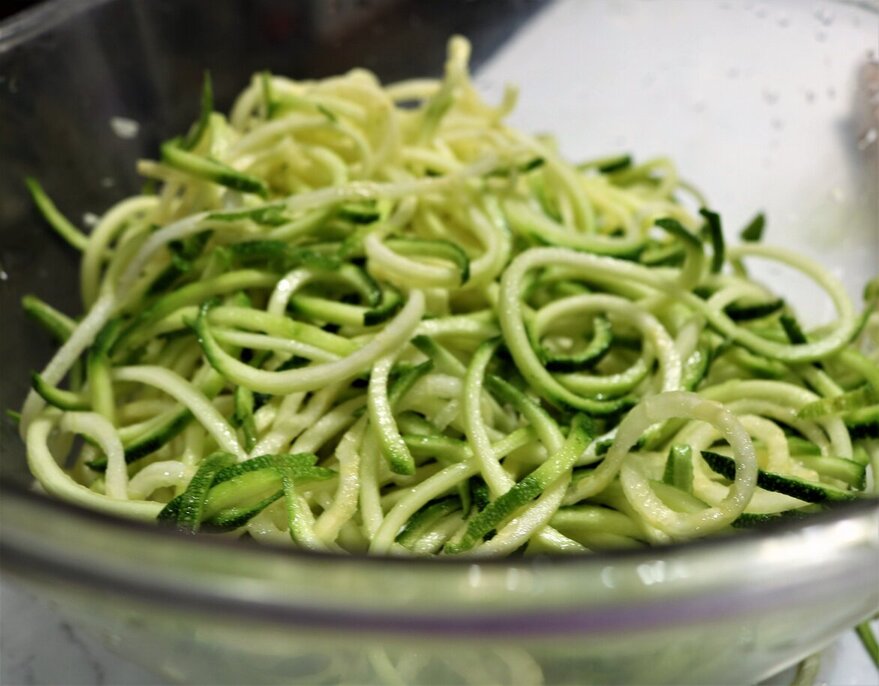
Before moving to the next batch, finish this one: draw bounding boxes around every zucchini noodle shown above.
[19,36,878,555]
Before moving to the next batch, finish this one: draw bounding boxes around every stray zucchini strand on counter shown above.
[20,36,879,556]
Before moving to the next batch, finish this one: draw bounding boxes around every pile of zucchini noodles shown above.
[19,36,879,557]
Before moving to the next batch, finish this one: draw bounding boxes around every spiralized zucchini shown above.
[20,37,879,555]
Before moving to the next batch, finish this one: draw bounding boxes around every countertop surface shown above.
[1,577,877,686]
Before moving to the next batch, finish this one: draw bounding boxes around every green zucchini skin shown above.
[700,451,857,504]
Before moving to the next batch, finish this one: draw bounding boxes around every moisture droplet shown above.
[83,212,100,227]
[763,89,779,105]
[100,177,115,188]
[826,86,836,100]
[815,30,827,43]
[831,187,845,203]
[771,118,784,131]
[804,89,816,103]
[814,7,834,26]
[110,116,139,139]
[0,263,8,282]
[863,60,879,93]
[776,14,790,28]
[754,4,768,19]
[727,67,740,79]
[858,128,878,150]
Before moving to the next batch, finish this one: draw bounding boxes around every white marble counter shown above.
[1,576,876,686]
[0,579,159,686]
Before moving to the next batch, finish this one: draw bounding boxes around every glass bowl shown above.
[1,1,877,684]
